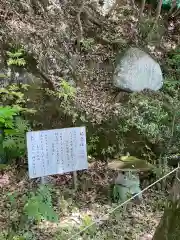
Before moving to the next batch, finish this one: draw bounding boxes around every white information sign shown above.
[26,127,88,179]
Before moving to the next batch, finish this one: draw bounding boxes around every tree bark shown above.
[155,0,162,22]
[139,0,146,20]
[153,170,180,240]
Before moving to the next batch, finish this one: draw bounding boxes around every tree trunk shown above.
[153,171,180,240]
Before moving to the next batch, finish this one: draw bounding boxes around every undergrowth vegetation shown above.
[0,84,34,166]
[87,47,180,162]
[0,1,180,238]
[0,185,58,240]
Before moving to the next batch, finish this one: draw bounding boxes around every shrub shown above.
[115,92,180,157]
[0,106,30,163]
[5,185,58,239]
[44,79,78,123]
[0,84,34,164]
[87,88,180,161]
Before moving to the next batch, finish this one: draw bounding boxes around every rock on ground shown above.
[113,47,163,92]
[140,233,152,240]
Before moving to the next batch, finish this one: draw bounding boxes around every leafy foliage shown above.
[5,185,58,240]
[0,84,34,163]
[45,79,78,123]
[123,94,169,143]
[165,48,180,89]
[80,38,95,51]
[113,90,180,159]
[3,117,30,158]
[7,48,26,67]
[24,185,58,222]
[80,214,97,236]
[0,84,35,113]
[162,0,180,8]
[0,106,19,128]
[0,105,30,158]
[87,136,99,156]
[58,79,76,101]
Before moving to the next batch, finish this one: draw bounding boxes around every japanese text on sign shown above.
[26,127,88,179]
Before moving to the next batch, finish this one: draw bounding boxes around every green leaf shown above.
[23,186,58,223]
[6,49,24,58]
[0,73,7,78]
[7,192,17,205]
[12,236,26,240]
[0,106,19,118]
[0,164,8,169]
[0,118,5,123]
[15,117,29,132]
[4,129,17,135]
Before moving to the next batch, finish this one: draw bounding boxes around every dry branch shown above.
[155,0,162,22]
[139,0,146,20]
[76,1,85,51]
[168,0,176,16]
[131,0,136,9]
[84,7,102,26]
[173,8,180,17]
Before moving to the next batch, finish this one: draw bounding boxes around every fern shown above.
[15,118,29,133]
[7,58,26,67]
[7,49,24,58]
[6,48,26,67]
[0,84,34,162]
[3,136,16,149]
[0,106,29,159]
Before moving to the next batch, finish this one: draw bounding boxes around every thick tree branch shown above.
[168,0,176,16]
[77,1,85,51]
[155,0,162,22]
[139,0,146,20]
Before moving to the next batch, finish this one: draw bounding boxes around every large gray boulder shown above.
[0,68,41,88]
[113,48,163,92]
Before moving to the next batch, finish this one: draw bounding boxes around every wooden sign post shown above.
[26,127,88,189]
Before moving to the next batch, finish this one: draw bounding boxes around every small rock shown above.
[97,0,116,16]
[113,47,163,92]
[140,233,152,240]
